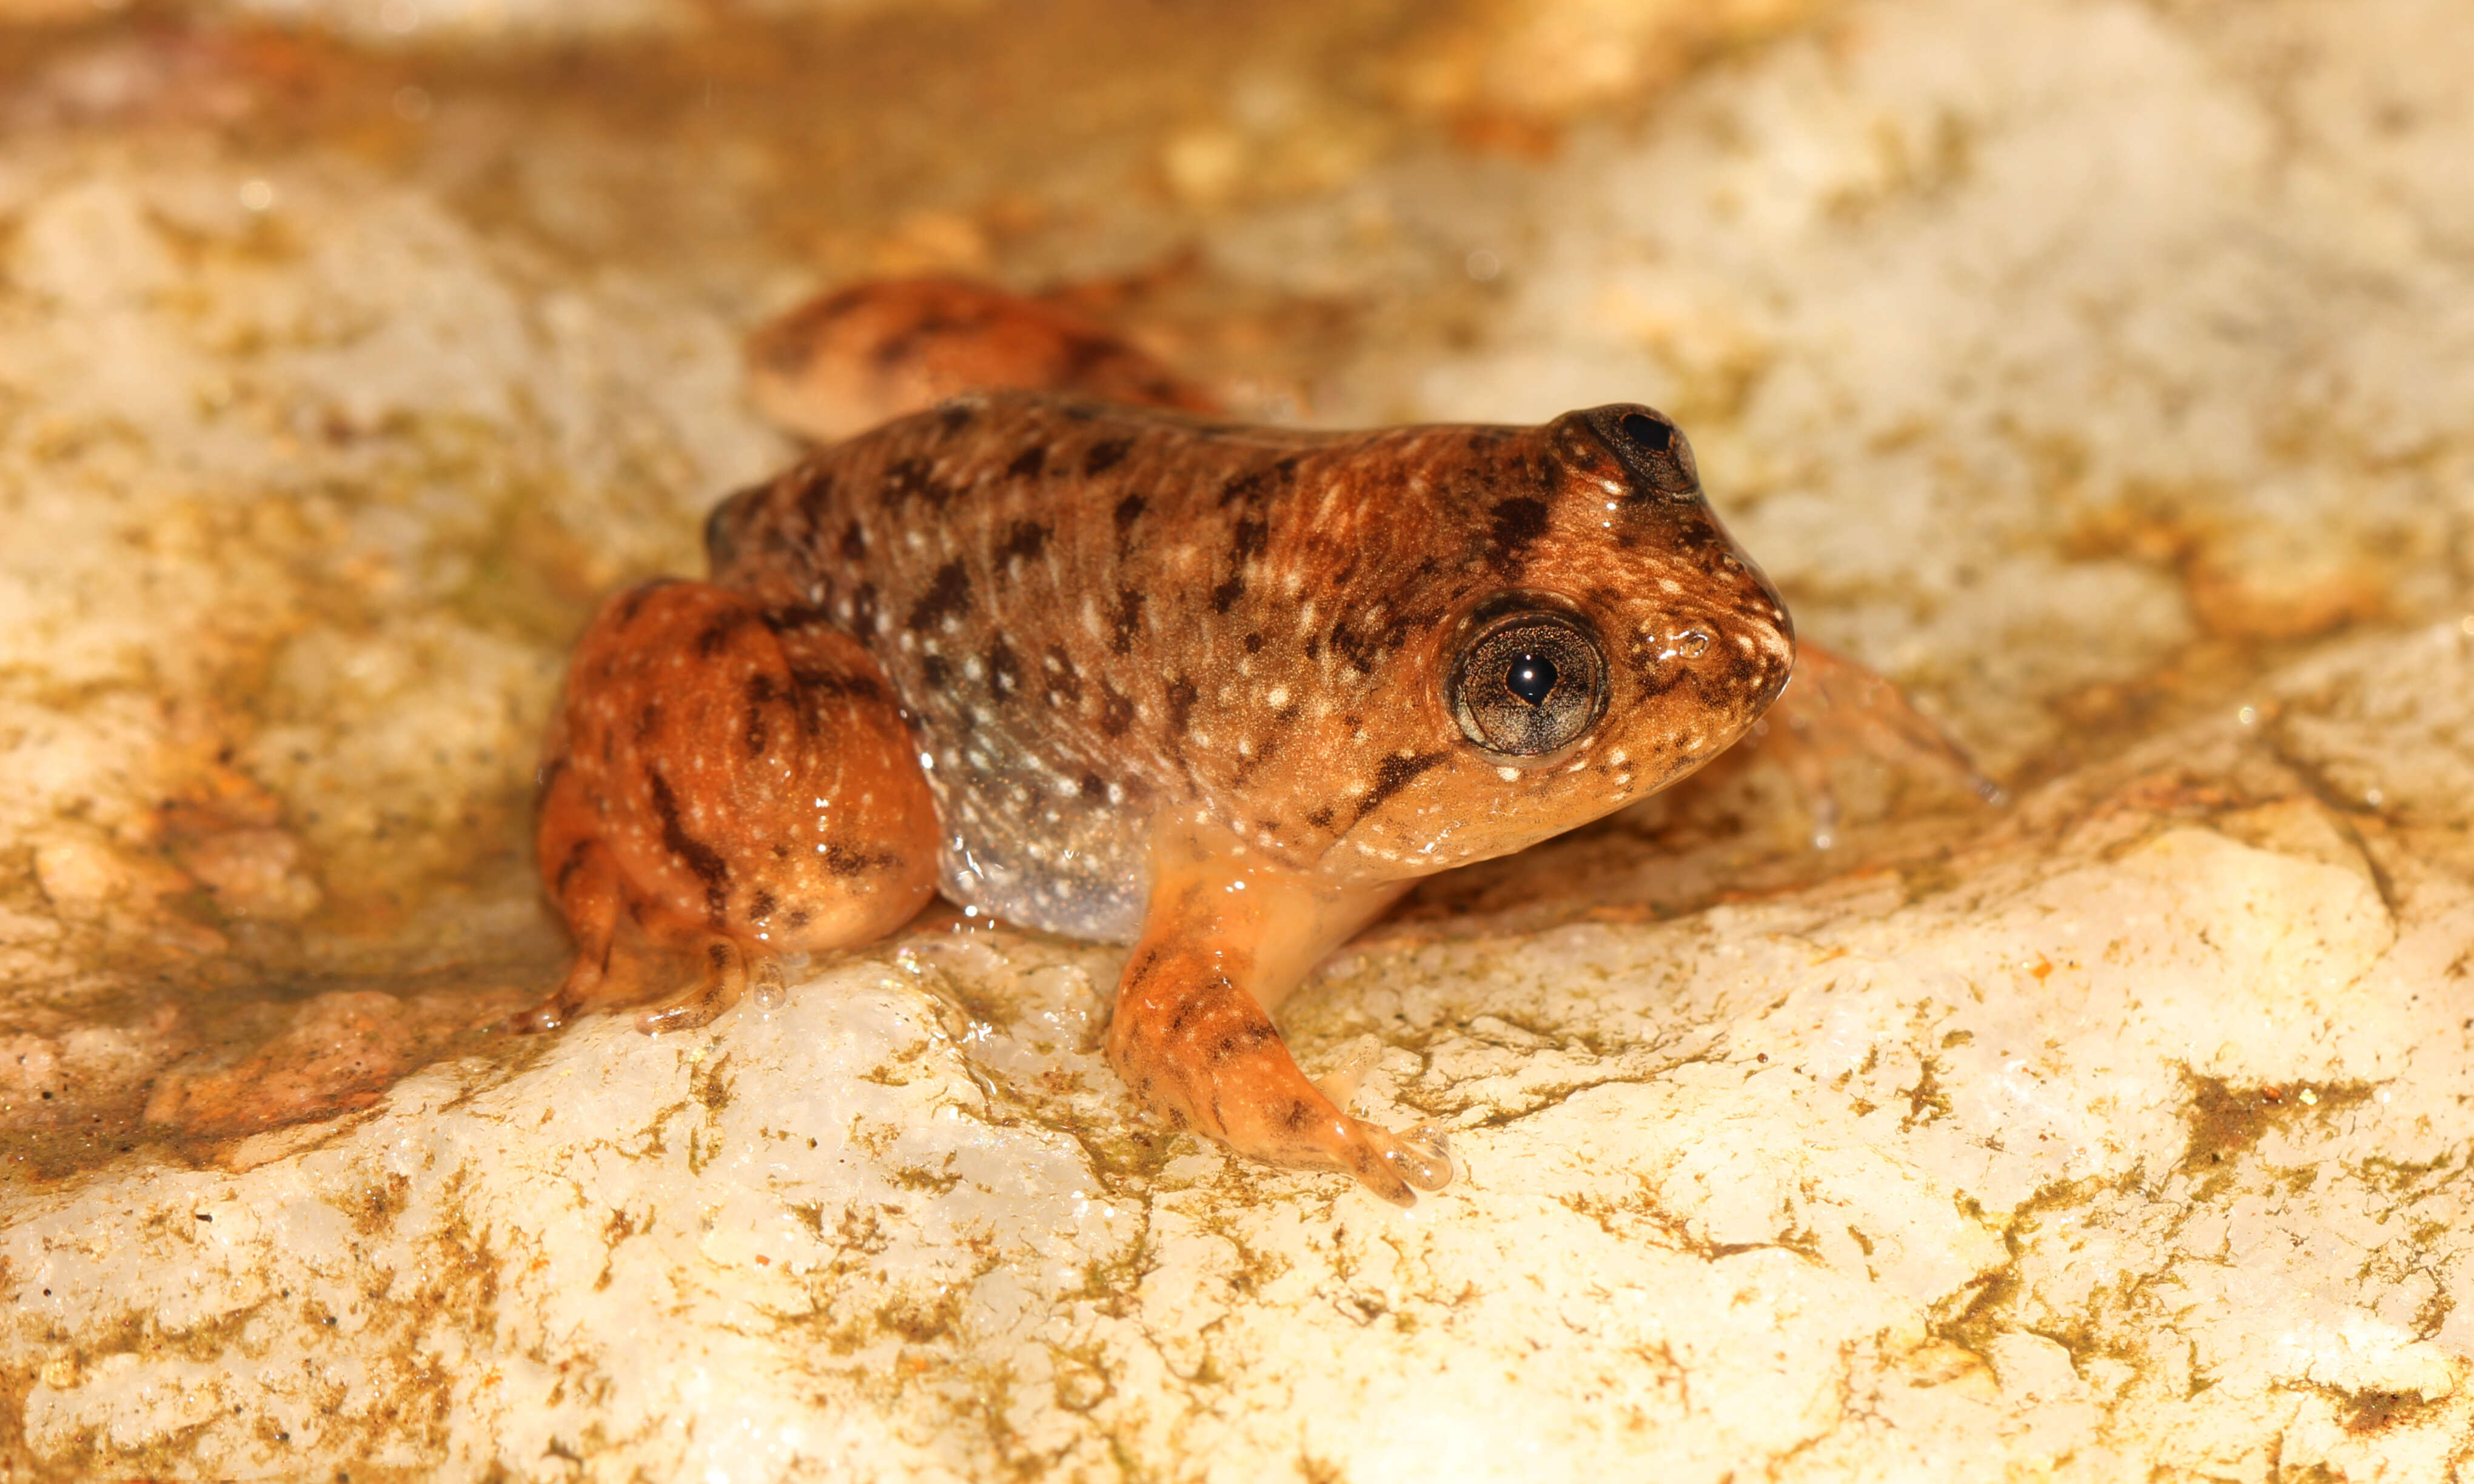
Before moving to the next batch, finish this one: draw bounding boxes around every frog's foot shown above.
[634,935,751,1035]
[1108,937,1453,1206]
[1754,641,2004,847]
[512,912,759,1037]
[517,771,626,1033]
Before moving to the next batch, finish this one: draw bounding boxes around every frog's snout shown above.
[1712,552,1797,717]
[1651,532,1795,732]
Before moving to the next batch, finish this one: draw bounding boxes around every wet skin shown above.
[533,282,1795,1205]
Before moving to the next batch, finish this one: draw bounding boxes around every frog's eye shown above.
[1450,609,1608,756]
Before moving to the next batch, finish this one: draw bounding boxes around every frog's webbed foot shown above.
[1752,641,2004,847]
[512,918,760,1037]
[1108,935,1453,1206]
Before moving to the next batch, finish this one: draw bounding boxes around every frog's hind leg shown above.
[528,579,940,1035]
[745,276,1223,442]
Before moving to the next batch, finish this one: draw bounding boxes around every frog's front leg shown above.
[1108,818,1451,1206]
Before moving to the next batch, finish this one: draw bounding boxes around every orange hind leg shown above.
[528,580,939,1034]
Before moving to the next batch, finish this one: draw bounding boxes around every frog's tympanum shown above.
[531,279,1795,1204]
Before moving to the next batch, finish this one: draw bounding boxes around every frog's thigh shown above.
[1108,892,1450,1206]
[535,580,939,1031]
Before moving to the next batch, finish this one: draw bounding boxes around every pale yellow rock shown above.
[0,141,786,1003]
[1390,0,1826,124]
[195,0,993,45]
[7,629,2474,1479]
[2,0,2473,1479]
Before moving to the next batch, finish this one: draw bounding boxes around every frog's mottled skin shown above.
[533,283,1794,1203]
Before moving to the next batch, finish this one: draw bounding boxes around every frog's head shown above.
[1325,403,1794,878]
[1447,403,1792,767]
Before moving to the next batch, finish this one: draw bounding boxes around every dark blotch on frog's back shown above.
[1044,642,1084,701]
[880,456,964,513]
[1108,589,1144,656]
[906,560,971,633]
[984,639,1022,703]
[995,520,1051,564]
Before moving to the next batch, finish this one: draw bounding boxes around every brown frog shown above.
[532,279,1796,1204]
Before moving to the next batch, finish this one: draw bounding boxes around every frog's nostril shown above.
[1673,628,1712,659]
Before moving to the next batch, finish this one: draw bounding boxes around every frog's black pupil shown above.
[1506,653,1558,706]
[1619,410,1673,453]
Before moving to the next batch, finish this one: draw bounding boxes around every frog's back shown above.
[706,394,1339,937]
[705,393,1525,937]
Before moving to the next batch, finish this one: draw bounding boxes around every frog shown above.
[529,277,1797,1205]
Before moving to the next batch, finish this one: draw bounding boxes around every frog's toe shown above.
[633,937,751,1035]
[506,1001,563,1035]
[1387,1121,1455,1191]
[1310,1035,1386,1110]
[1346,1119,1452,1202]
[1347,1145,1420,1207]
[1301,1118,1441,1206]
[508,937,615,1034]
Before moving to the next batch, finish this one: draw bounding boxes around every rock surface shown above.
[2,0,2472,1480]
